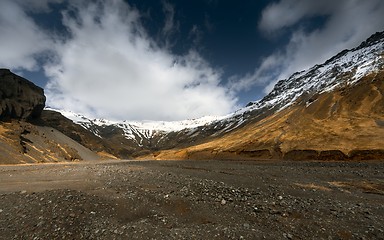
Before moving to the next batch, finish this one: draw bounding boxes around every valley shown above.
[1,2,384,240]
[0,27,383,240]
[41,31,384,161]
[0,159,383,239]
[1,32,384,163]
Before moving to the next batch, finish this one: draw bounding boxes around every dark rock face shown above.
[0,69,46,120]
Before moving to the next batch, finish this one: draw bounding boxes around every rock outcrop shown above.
[0,69,46,120]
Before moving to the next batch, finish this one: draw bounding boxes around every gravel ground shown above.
[0,160,383,239]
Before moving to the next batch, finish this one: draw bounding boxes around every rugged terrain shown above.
[150,70,384,160]
[0,69,101,164]
[1,32,384,163]
[51,31,384,161]
[0,68,45,120]
[0,160,383,239]
[0,120,101,164]
[0,31,384,240]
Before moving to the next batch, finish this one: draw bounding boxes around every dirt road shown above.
[0,160,383,239]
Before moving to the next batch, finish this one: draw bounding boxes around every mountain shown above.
[147,31,384,160]
[0,69,100,164]
[1,31,383,163]
[53,31,384,160]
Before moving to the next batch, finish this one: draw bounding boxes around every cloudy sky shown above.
[1,0,383,121]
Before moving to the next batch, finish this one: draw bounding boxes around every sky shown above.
[1,0,384,121]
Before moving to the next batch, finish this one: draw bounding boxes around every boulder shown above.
[0,69,46,120]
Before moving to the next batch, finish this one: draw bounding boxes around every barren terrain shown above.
[0,159,383,239]
[148,72,384,161]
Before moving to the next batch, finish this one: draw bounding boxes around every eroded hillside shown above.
[0,121,100,164]
[147,70,384,160]
[0,69,102,164]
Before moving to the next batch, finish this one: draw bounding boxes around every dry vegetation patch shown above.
[329,181,384,195]
[294,183,332,192]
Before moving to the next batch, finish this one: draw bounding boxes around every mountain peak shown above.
[356,31,384,49]
[31,31,384,160]
[246,30,384,114]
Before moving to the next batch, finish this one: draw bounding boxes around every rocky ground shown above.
[0,159,383,240]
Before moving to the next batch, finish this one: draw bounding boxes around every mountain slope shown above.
[149,70,384,160]
[138,31,384,160]
[31,31,384,161]
[3,33,382,163]
[0,118,101,164]
[0,69,101,164]
[56,32,384,160]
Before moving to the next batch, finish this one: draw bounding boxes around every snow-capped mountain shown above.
[48,108,227,147]
[241,31,384,114]
[194,31,384,135]
[149,31,384,160]
[48,31,384,157]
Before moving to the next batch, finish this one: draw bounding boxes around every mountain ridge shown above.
[1,31,383,162]
[51,31,384,160]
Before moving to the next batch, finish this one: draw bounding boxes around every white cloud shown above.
[235,0,384,95]
[161,1,178,38]
[0,0,237,121]
[158,1,180,49]
[44,0,237,121]
[258,0,339,33]
[4,0,383,120]
[0,1,53,70]
[189,25,203,46]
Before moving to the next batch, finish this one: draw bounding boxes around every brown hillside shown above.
[0,120,100,164]
[0,69,106,164]
[146,71,384,160]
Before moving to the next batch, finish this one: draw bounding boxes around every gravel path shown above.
[0,160,383,239]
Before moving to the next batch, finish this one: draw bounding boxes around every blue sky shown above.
[1,0,384,120]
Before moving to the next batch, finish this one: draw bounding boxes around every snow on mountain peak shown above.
[244,31,384,114]
[45,107,225,143]
[46,31,384,147]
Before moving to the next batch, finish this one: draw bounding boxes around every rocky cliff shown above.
[0,68,46,120]
[0,69,102,164]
